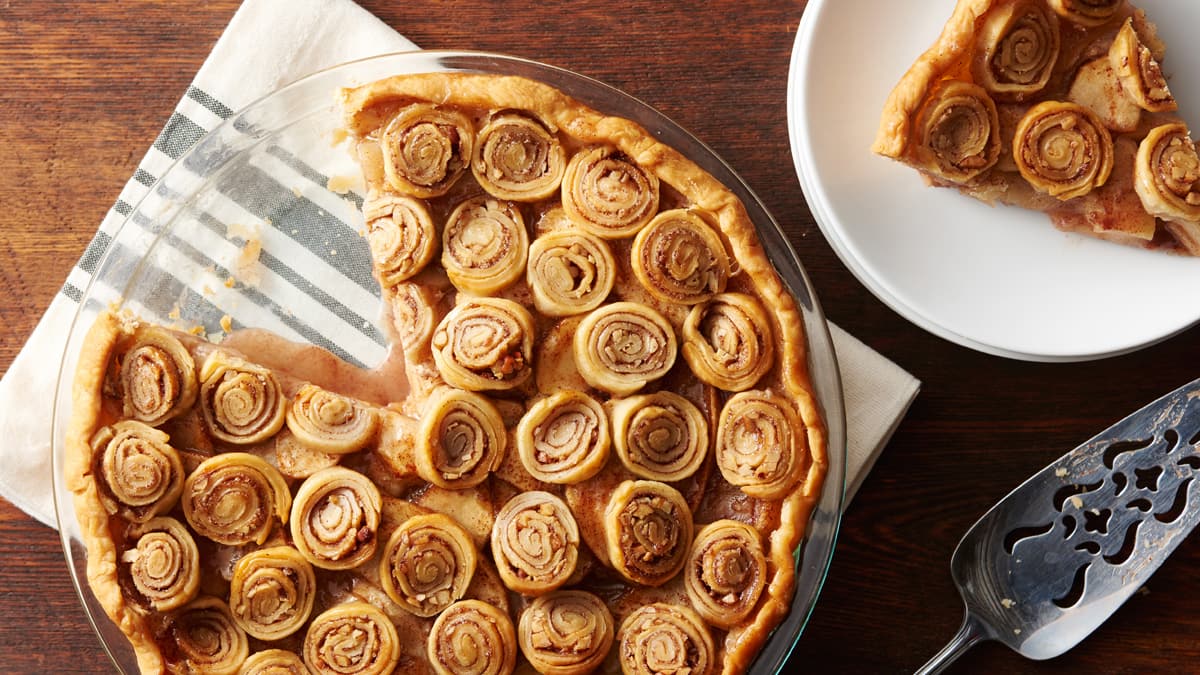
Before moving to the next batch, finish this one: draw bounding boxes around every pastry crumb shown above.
[226,221,258,241]
[202,285,215,297]
[330,127,349,146]
[1054,467,1068,477]
[326,174,356,194]
[1013,628,1022,635]
[220,314,233,333]
[235,238,263,287]
[1000,598,1015,609]
[224,276,236,289]
[292,186,303,198]
[1069,495,1084,509]
[167,304,181,320]
[187,324,205,336]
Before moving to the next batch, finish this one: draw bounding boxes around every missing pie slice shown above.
[873,0,1200,254]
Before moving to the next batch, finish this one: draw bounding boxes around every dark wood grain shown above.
[2,1,1199,673]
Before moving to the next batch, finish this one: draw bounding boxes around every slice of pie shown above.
[874,0,1200,254]
[66,72,828,674]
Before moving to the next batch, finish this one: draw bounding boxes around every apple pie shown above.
[874,0,1200,254]
[66,72,828,674]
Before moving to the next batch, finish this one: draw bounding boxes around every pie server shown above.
[915,377,1200,674]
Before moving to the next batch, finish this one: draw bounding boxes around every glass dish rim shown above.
[49,49,847,674]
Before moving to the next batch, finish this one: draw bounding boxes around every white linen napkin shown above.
[0,0,918,529]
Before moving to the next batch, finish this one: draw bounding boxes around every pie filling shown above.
[66,72,827,675]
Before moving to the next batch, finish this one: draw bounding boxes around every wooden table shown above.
[3,1,1198,672]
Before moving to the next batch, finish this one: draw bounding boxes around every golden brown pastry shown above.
[198,350,287,444]
[515,390,610,484]
[1013,101,1114,200]
[427,599,517,675]
[1134,123,1200,223]
[415,387,506,489]
[289,466,381,570]
[228,546,316,641]
[573,301,677,396]
[617,603,714,675]
[972,0,1059,100]
[684,520,768,629]
[491,491,580,595]
[603,480,693,586]
[285,383,378,454]
[610,391,708,482]
[91,421,184,523]
[631,208,731,305]
[163,596,249,675]
[1109,18,1176,112]
[238,649,308,675]
[715,390,809,500]
[379,513,478,617]
[1048,0,1120,26]
[303,602,400,675]
[114,325,198,426]
[181,452,291,546]
[472,111,566,201]
[682,293,774,391]
[431,297,534,391]
[363,194,439,288]
[517,590,614,675]
[441,196,530,295]
[120,516,199,613]
[527,229,616,316]
[561,145,660,239]
[380,103,474,198]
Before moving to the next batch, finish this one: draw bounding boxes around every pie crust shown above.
[66,72,828,674]
[874,0,1200,254]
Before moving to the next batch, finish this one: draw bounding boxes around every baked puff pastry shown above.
[875,0,1200,253]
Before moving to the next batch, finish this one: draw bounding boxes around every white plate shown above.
[788,0,1200,362]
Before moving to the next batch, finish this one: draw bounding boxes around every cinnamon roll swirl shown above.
[527,230,616,316]
[516,391,610,484]
[389,281,439,353]
[913,80,1001,183]
[617,603,714,675]
[431,298,535,392]
[121,516,199,613]
[610,391,708,482]
[1014,101,1114,200]
[199,350,287,445]
[441,196,530,295]
[472,112,566,201]
[381,103,473,198]
[682,292,773,391]
[683,520,767,629]
[573,301,677,396]
[91,420,184,523]
[1047,0,1121,27]
[416,387,506,489]
[491,491,580,595]
[1110,18,1176,113]
[290,466,382,570]
[603,480,693,586]
[182,452,291,546]
[116,325,197,426]
[715,390,808,500]
[379,513,478,617]
[561,145,660,239]
[427,599,517,675]
[518,590,614,675]
[285,384,378,454]
[303,602,400,675]
[363,194,438,287]
[1134,123,1200,224]
[238,649,308,675]
[165,596,249,675]
[972,0,1059,100]
[229,546,316,641]
[630,209,730,305]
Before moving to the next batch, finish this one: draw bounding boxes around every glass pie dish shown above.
[48,51,846,674]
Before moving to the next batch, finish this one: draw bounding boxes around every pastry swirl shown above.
[1014,101,1114,200]
[432,297,534,391]
[516,390,610,484]
[1134,123,1200,223]
[972,0,1059,100]
[491,491,580,595]
[381,103,474,198]
[427,599,517,675]
[290,466,382,570]
[682,292,773,392]
[239,649,308,675]
[182,452,292,546]
[573,301,677,396]
[630,208,730,305]
[416,387,506,489]
[603,480,693,586]
[303,602,400,675]
[117,325,197,426]
[517,590,614,675]
[683,520,767,629]
[121,516,199,613]
[379,513,478,617]
[1047,0,1121,27]
[561,145,660,239]
[91,420,184,523]
[1110,18,1176,113]
[165,596,249,675]
[611,391,708,482]
[199,350,287,445]
[913,80,1001,183]
[229,546,316,641]
[471,112,566,201]
[363,194,438,287]
[527,229,616,316]
[715,390,808,500]
[285,383,378,454]
[390,281,439,353]
[617,603,714,675]
[441,196,530,295]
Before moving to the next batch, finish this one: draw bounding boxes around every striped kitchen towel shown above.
[0,0,918,529]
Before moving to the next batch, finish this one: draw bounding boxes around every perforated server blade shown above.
[915,378,1200,674]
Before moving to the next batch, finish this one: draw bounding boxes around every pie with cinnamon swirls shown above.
[875,0,1200,254]
[66,72,827,674]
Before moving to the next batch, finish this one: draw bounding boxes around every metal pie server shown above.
[916,377,1200,674]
